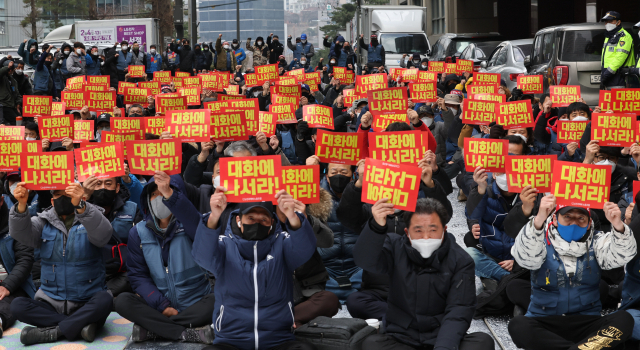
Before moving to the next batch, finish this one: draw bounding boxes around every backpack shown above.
[295,316,376,350]
[474,267,529,319]
[280,130,298,165]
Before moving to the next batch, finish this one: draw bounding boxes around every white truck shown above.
[347,5,430,69]
[74,18,160,52]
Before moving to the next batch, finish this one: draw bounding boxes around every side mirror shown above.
[480,61,487,69]
[524,55,531,67]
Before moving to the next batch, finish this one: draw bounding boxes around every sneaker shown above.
[513,305,526,317]
[181,325,214,344]
[131,324,158,342]
[457,189,467,202]
[80,323,98,342]
[20,326,59,345]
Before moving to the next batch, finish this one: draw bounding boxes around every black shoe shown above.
[181,325,214,344]
[0,326,3,339]
[80,323,98,342]
[131,324,158,342]
[20,326,59,345]
[513,305,525,317]
[480,277,498,294]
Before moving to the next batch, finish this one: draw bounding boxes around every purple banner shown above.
[117,25,147,51]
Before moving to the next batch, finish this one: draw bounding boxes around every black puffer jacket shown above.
[171,43,195,73]
[353,219,476,349]
[0,200,34,295]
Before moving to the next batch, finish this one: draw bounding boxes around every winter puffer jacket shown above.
[246,37,269,67]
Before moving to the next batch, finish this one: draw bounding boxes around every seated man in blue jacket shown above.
[114,172,214,344]
[193,187,318,350]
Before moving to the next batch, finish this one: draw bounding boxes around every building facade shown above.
[198,0,285,43]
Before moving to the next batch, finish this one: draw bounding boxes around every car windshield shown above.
[516,44,532,57]
[379,33,429,54]
[560,30,605,62]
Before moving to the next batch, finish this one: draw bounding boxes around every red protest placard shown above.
[461,99,498,125]
[505,155,556,193]
[225,98,260,134]
[390,68,406,81]
[600,90,612,112]
[610,89,640,113]
[73,120,94,143]
[165,109,211,142]
[556,120,588,144]
[496,100,534,129]
[204,100,229,114]
[153,71,171,84]
[128,65,145,78]
[332,67,350,81]
[243,73,258,87]
[84,84,108,92]
[111,117,145,140]
[0,126,24,140]
[179,86,201,106]
[182,76,201,87]
[61,91,84,110]
[118,81,136,95]
[634,181,640,203]
[315,130,366,165]
[102,131,137,159]
[269,104,297,124]
[66,76,85,90]
[139,81,160,96]
[0,141,41,171]
[467,85,497,99]
[475,73,501,85]
[258,111,276,137]
[367,87,408,116]
[126,140,182,175]
[517,75,543,94]
[428,61,445,73]
[175,72,191,78]
[343,89,356,106]
[303,105,334,129]
[356,73,387,97]
[369,130,424,165]
[304,71,322,86]
[286,68,305,78]
[225,84,240,95]
[550,85,581,107]
[361,158,422,212]
[282,165,319,204]
[123,87,150,106]
[270,85,301,96]
[172,78,183,89]
[473,93,506,103]
[144,117,165,136]
[155,94,187,114]
[85,91,116,112]
[40,115,73,142]
[220,155,282,202]
[74,143,125,182]
[444,63,459,75]
[552,161,610,209]
[51,102,66,116]
[591,112,636,147]
[272,94,300,106]
[218,94,245,101]
[275,76,297,86]
[23,95,52,117]
[417,71,438,83]
[255,63,279,85]
[456,59,473,73]
[21,151,74,190]
[210,111,248,141]
[464,138,508,172]
[87,75,110,87]
[401,69,419,83]
[372,114,408,132]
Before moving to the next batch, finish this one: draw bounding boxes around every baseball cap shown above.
[161,84,172,92]
[97,113,110,125]
[556,205,590,217]
[238,202,274,219]
[232,39,238,44]
[301,84,310,92]
[601,11,621,22]
[444,94,462,105]
[450,89,463,97]
[371,34,377,39]
[418,105,434,116]
[301,34,307,40]
[7,171,20,178]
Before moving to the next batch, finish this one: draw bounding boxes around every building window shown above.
[431,0,444,34]
[0,22,5,35]
[0,0,4,9]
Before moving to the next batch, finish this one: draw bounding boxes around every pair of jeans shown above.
[465,247,510,281]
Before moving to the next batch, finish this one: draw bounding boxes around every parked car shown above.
[478,39,533,90]
[429,33,505,63]
[524,22,639,106]
[458,40,503,72]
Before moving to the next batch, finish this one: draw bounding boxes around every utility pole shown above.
[236,0,240,41]
[175,0,184,39]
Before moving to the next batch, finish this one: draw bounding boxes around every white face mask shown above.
[213,175,220,188]
[100,61,104,66]
[150,195,172,220]
[64,50,70,55]
[122,45,128,50]
[422,117,434,127]
[605,23,617,31]
[330,60,336,64]
[9,182,18,196]
[572,116,588,122]
[410,234,443,259]
[413,60,420,65]
[204,48,208,51]
[253,90,262,97]
[300,60,306,65]
[595,159,616,173]
[76,49,82,55]
[15,69,23,75]
[301,40,307,44]
[421,64,428,69]
[495,173,509,191]
[450,107,458,115]
[223,45,230,50]
[257,41,263,46]
[150,49,156,54]
[25,136,37,141]
[514,133,527,143]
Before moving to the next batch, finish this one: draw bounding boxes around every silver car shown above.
[477,39,533,91]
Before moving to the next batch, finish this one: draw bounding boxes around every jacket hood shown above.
[27,39,38,50]
[139,174,187,222]
[256,36,264,43]
[420,58,429,64]
[60,43,72,53]
[306,188,332,222]
[224,210,284,262]
[336,36,345,43]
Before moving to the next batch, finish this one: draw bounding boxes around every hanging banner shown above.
[556,120,588,144]
[552,161,610,209]
[74,143,125,182]
[461,99,498,125]
[496,100,534,129]
[220,155,282,202]
[85,91,116,112]
[315,130,366,165]
[517,75,543,94]
[126,140,182,175]
[368,87,408,116]
[0,141,42,171]
[21,151,74,190]
[368,130,424,165]
[0,126,24,140]
[73,120,94,143]
[361,158,422,212]
[505,155,556,193]
[165,109,211,142]
[282,165,319,204]
[40,115,74,142]
[23,95,52,117]
[550,85,581,107]
[590,112,636,147]
[210,111,248,141]
[61,91,85,110]
[464,138,509,173]
[303,105,334,129]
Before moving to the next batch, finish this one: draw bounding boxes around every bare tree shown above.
[89,0,98,20]
[20,0,40,39]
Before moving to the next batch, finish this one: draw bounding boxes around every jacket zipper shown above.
[288,301,295,327]
[165,265,179,308]
[253,242,259,350]
[215,305,224,332]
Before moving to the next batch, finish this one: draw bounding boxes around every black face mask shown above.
[240,222,272,241]
[195,48,201,53]
[130,112,142,118]
[44,61,52,67]
[92,189,117,207]
[54,196,75,216]
[329,174,351,193]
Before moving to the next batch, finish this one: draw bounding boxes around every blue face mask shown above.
[556,223,588,242]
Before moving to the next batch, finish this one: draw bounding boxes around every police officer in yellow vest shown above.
[601,11,635,89]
